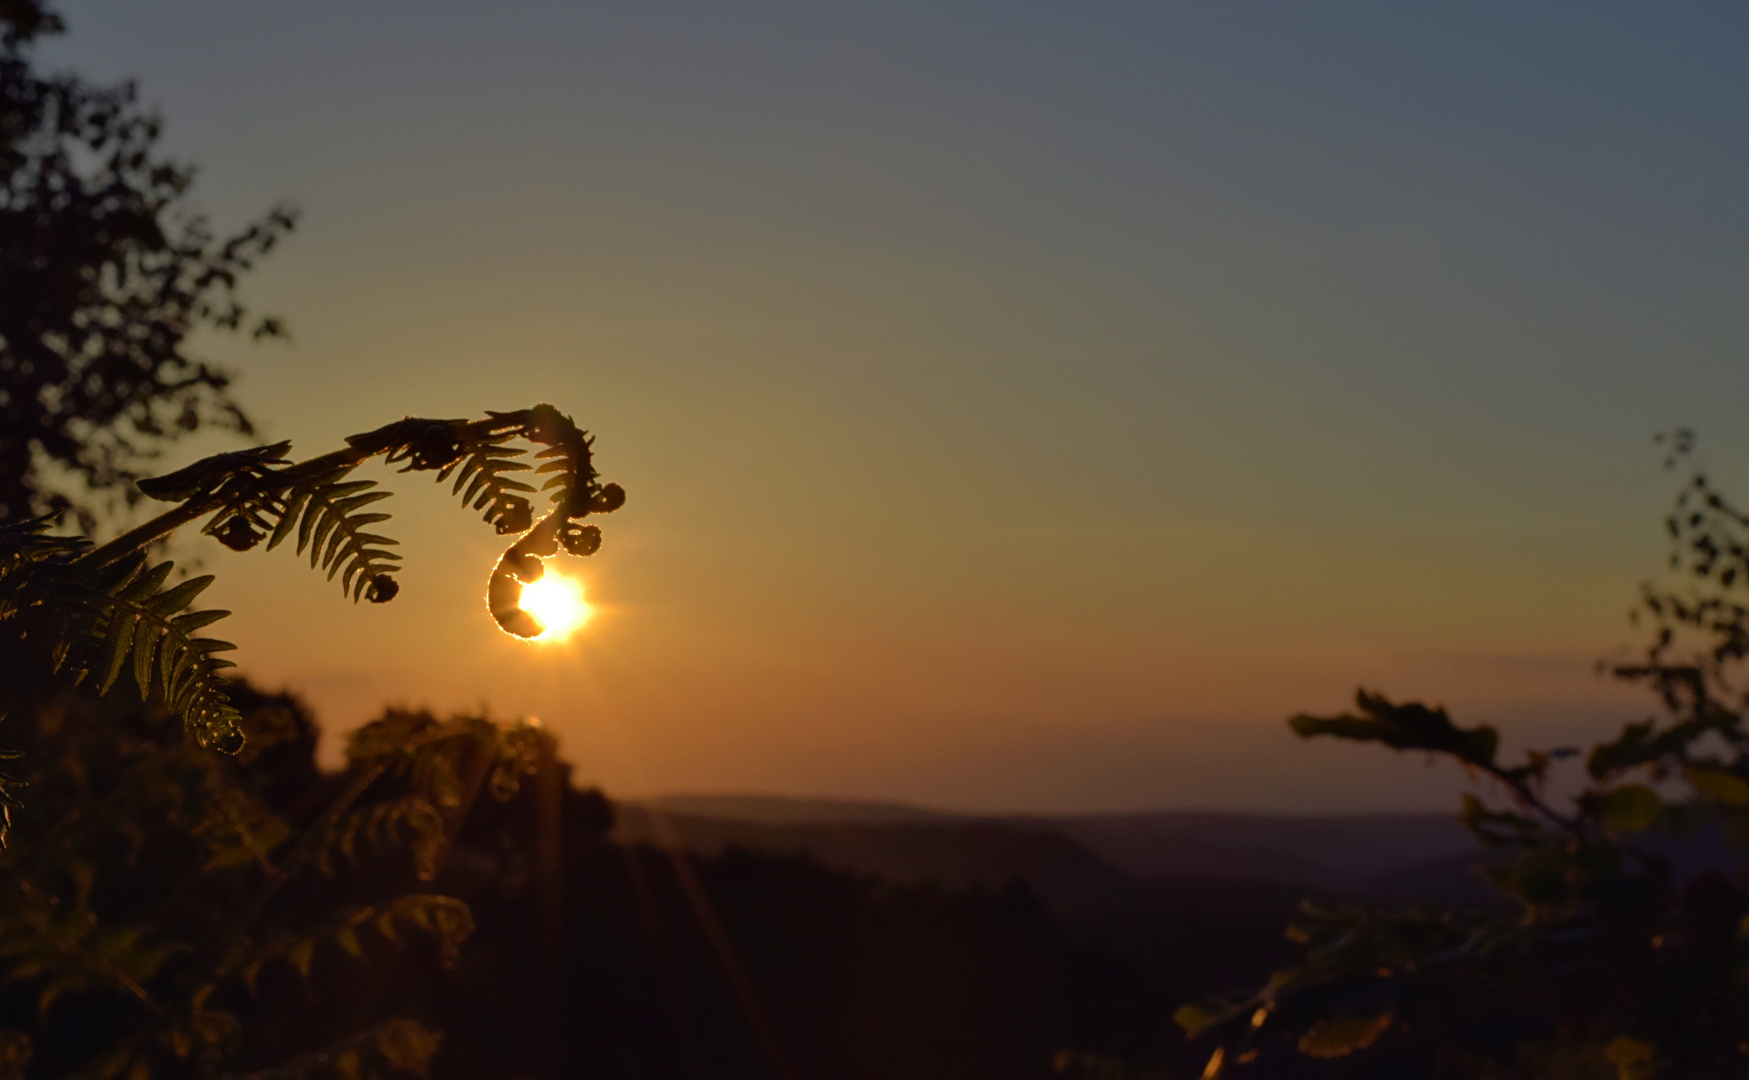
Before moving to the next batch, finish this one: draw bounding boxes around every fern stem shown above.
[78,498,220,569]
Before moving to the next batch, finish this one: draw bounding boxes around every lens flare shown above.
[516,570,592,642]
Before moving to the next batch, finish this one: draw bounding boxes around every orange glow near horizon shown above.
[518,570,593,643]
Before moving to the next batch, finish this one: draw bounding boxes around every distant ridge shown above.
[621,793,1480,896]
[1037,810,1473,884]
[616,794,1496,990]
[617,795,1741,999]
[639,793,963,826]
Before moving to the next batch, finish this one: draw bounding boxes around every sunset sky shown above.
[47,1,1749,812]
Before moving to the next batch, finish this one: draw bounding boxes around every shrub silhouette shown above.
[1182,434,1749,1080]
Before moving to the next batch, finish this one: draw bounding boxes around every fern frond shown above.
[529,409,595,508]
[189,787,292,872]
[8,406,624,762]
[140,442,298,555]
[343,710,455,763]
[266,467,402,602]
[0,517,88,620]
[0,515,88,562]
[511,404,622,558]
[135,442,293,503]
[407,745,465,812]
[24,553,243,753]
[313,795,445,880]
[440,430,535,535]
[241,894,474,990]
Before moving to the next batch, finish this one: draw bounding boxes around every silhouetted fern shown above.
[1,521,242,757]
[313,795,446,880]
[440,423,537,535]
[267,466,402,602]
[0,404,624,828]
[80,555,241,751]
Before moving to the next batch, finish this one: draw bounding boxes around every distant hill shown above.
[613,804,1331,995]
[627,794,1479,894]
[620,809,1117,901]
[1038,809,1475,887]
[639,793,960,826]
[617,793,1747,1026]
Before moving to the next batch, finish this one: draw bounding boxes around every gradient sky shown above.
[43,1,1749,812]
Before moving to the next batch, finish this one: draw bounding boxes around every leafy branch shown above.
[1180,433,1749,1079]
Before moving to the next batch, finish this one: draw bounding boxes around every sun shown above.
[516,570,593,642]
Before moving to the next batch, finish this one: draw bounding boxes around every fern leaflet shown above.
[440,430,535,535]
[267,467,402,602]
[21,549,243,753]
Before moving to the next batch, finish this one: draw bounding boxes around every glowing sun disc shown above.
[518,571,592,642]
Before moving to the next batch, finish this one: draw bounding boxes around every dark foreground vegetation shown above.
[6,0,1749,1075]
[0,671,1192,1080]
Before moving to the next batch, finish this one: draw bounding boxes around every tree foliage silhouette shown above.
[0,0,295,530]
[1181,434,1749,1080]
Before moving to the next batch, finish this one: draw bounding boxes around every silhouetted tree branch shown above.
[0,0,296,531]
[1181,432,1749,1080]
